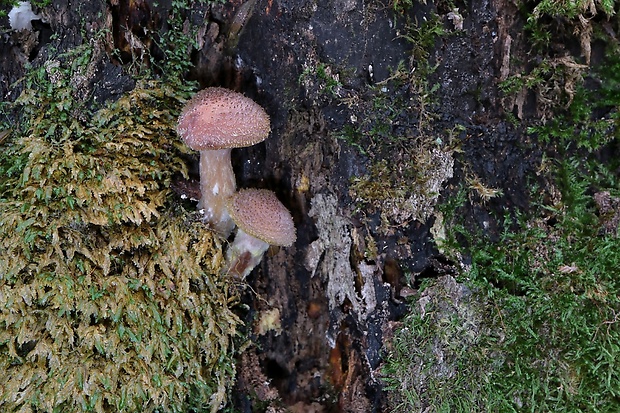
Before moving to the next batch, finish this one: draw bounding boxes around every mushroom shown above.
[176,87,270,236]
[223,188,296,278]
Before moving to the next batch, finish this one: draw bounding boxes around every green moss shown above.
[343,65,454,231]
[528,0,615,24]
[384,5,620,410]
[500,0,620,122]
[0,39,239,413]
[0,0,51,18]
[385,47,620,413]
[529,52,620,151]
[337,5,455,231]
[299,62,344,101]
[398,12,446,68]
[350,142,453,230]
[522,0,615,56]
[385,158,620,411]
[382,276,503,412]
[463,175,620,410]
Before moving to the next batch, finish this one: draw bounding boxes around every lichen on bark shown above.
[305,193,377,345]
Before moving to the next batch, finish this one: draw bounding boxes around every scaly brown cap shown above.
[177,87,271,150]
[227,188,296,247]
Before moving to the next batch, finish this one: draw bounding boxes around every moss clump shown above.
[385,32,620,412]
[343,71,455,231]
[529,52,620,151]
[382,276,499,412]
[384,163,620,411]
[0,45,239,413]
[350,145,453,227]
[339,6,453,232]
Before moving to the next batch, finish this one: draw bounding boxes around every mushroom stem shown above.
[198,148,236,236]
[222,228,270,279]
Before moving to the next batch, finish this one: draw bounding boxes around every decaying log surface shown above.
[1,0,548,411]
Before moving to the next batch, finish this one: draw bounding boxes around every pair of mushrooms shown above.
[177,87,295,278]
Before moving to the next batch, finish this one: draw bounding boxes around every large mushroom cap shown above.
[227,188,296,247]
[177,87,271,150]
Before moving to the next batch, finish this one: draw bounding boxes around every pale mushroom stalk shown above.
[197,148,236,235]
[224,229,270,278]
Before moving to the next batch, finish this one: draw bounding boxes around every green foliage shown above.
[528,0,615,23]
[391,0,415,15]
[349,139,453,227]
[382,277,503,412]
[109,0,208,80]
[385,156,620,411]
[398,13,446,68]
[529,53,620,150]
[344,6,450,228]
[315,64,343,97]
[298,62,343,101]
[0,0,50,6]
[523,0,616,53]
[150,4,199,79]
[384,34,620,410]
[501,0,620,123]
[343,60,453,230]
[462,169,620,410]
[0,44,239,413]
[499,62,552,96]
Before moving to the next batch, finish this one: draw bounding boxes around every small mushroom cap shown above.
[177,87,271,150]
[227,188,296,247]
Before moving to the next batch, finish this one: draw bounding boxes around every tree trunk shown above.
[0,0,593,411]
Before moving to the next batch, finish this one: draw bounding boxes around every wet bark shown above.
[225,1,543,411]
